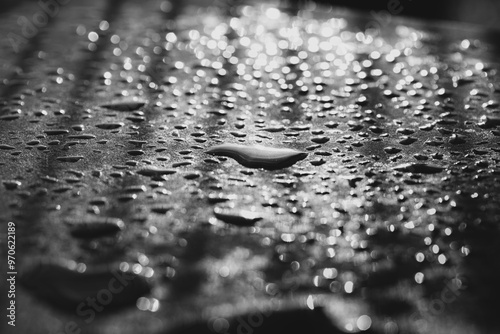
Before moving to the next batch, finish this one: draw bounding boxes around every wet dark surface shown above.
[1,0,500,333]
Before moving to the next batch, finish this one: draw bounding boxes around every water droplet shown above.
[96,122,124,129]
[136,167,177,177]
[206,144,307,170]
[56,156,84,163]
[214,207,262,226]
[101,100,146,112]
[44,129,69,136]
[3,180,21,190]
[0,144,16,150]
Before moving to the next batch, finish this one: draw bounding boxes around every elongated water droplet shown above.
[56,156,84,162]
[214,207,262,226]
[0,144,16,150]
[136,167,177,177]
[96,122,124,129]
[206,144,307,170]
[101,100,146,111]
[44,129,69,136]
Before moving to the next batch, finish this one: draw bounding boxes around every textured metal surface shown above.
[1,1,500,333]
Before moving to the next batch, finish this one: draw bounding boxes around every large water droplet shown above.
[206,144,307,170]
